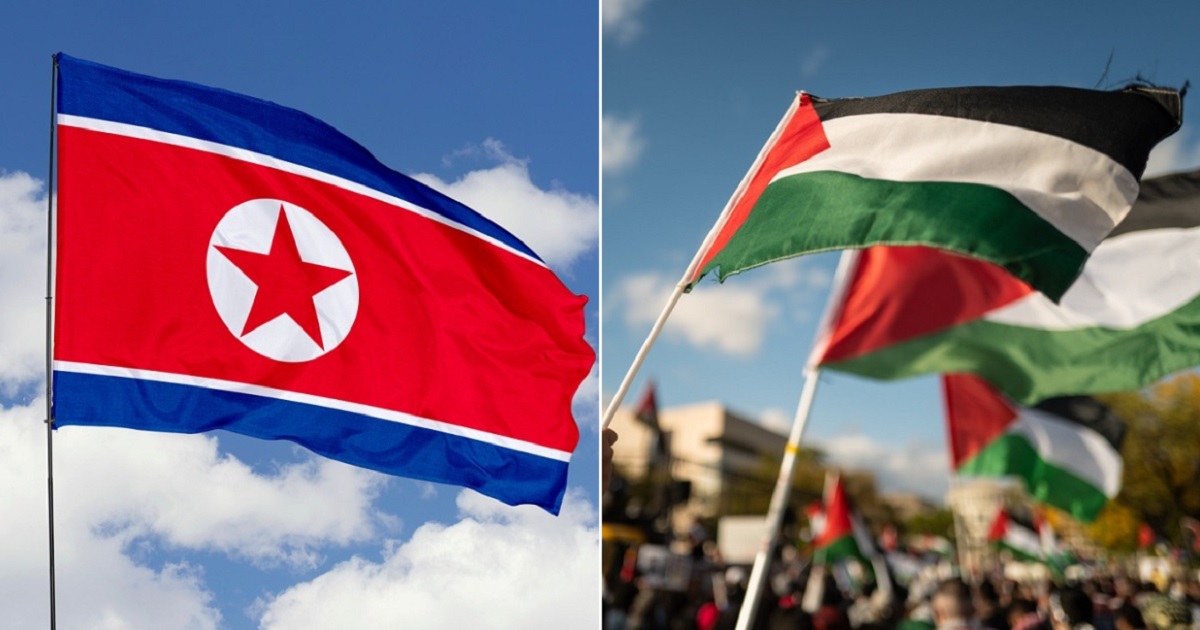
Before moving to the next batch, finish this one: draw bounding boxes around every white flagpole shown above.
[601,94,802,429]
[734,250,858,630]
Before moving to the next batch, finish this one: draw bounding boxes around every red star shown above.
[215,205,352,349]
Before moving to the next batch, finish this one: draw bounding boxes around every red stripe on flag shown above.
[690,94,830,283]
[55,126,591,452]
[943,374,1019,469]
[821,246,1033,364]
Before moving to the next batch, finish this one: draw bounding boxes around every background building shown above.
[609,401,793,530]
[946,478,1023,575]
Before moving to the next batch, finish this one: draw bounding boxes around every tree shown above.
[905,508,957,541]
[1094,373,1200,548]
[731,446,826,517]
[1085,501,1142,552]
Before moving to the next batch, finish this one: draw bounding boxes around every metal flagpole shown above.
[601,94,803,429]
[734,251,859,630]
[45,54,58,630]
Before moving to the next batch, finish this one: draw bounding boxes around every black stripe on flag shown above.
[1032,396,1127,451]
[1006,510,1039,535]
[1109,168,1200,236]
[811,85,1182,179]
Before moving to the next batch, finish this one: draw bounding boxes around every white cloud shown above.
[603,0,651,45]
[573,362,600,427]
[615,270,776,355]
[602,113,645,174]
[415,140,598,272]
[257,489,599,630]
[57,427,386,568]
[815,431,949,502]
[800,44,831,78]
[759,407,793,435]
[415,481,439,500]
[0,172,49,391]
[609,257,832,356]
[0,398,386,628]
[1145,123,1200,177]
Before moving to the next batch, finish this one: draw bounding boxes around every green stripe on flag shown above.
[698,171,1087,300]
[997,539,1044,563]
[959,434,1111,522]
[827,292,1200,406]
[814,533,864,565]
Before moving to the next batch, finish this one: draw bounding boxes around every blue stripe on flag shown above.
[54,53,540,263]
[53,370,569,513]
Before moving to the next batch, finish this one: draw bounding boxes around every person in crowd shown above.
[1111,602,1146,630]
[1139,593,1192,630]
[801,572,848,630]
[977,580,1010,630]
[1052,587,1096,630]
[602,428,618,491]
[1009,598,1049,630]
[932,578,993,630]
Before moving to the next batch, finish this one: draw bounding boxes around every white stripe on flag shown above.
[53,361,572,462]
[1004,522,1043,557]
[986,226,1200,329]
[56,114,545,268]
[1011,408,1122,496]
[771,112,1138,251]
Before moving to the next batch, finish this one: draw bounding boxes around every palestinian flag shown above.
[634,380,669,462]
[815,168,1200,405]
[634,380,660,429]
[912,534,954,558]
[1034,512,1074,573]
[812,474,866,564]
[689,85,1181,301]
[987,508,1043,562]
[945,374,1125,522]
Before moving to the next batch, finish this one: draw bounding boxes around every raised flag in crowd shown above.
[811,472,886,568]
[813,168,1200,405]
[806,473,894,623]
[51,54,594,513]
[634,380,669,464]
[1033,510,1074,572]
[688,85,1181,301]
[812,473,866,565]
[943,373,1125,522]
[987,507,1045,563]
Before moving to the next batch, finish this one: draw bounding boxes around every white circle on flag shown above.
[206,198,359,362]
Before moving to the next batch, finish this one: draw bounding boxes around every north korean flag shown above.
[52,54,593,514]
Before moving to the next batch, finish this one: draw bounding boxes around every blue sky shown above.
[0,2,597,628]
[603,1,1200,502]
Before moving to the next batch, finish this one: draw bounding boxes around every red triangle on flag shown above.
[820,246,1033,365]
[987,507,1010,542]
[943,374,1021,469]
[634,380,659,428]
[814,474,853,548]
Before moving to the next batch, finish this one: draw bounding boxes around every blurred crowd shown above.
[603,549,1200,630]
